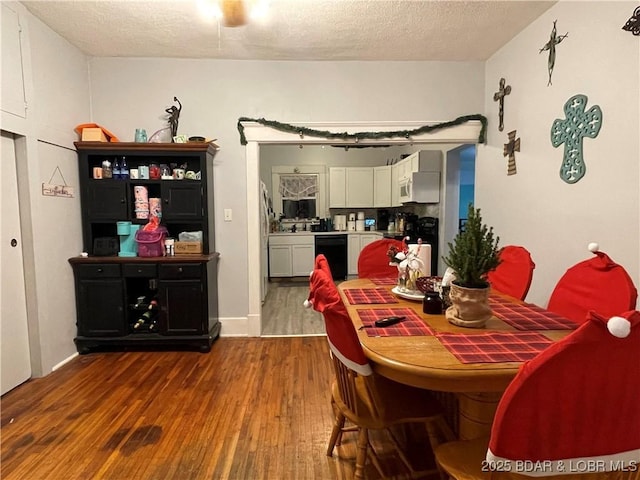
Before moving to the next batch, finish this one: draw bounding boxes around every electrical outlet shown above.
[224,209,232,221]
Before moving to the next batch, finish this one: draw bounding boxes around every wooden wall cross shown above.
[551,94,602,184]
[503,130,520,176]
[539,20,568,86]
[493,78,511,131]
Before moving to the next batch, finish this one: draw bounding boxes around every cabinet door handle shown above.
[121,198,126,204]
[137,269,142,273]
[97,268,103,273]
[164,199,169,204]
[178,267,183,273]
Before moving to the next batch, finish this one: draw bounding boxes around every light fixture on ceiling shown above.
[197,0,269,27]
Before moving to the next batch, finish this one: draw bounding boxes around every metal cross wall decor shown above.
[539,20,568,86]
[622,6,640,35]
[503,130,520,176]
[550,94,603,184]
[493,78,511,131]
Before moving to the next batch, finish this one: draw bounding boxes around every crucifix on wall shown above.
[503,130,520,176]
[493,78,511,131]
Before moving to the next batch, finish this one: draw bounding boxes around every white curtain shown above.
[279,174,317,200]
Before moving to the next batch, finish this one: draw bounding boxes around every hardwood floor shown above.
[1,338,439,479]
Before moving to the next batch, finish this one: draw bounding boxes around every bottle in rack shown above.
[120,156,129,179]
[113,157,121,179]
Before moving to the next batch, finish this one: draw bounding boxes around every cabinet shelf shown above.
[70,143,220,354]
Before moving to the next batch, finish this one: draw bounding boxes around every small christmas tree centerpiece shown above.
[442,205,501,327]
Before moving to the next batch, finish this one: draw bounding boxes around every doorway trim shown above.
[242,120,484,336]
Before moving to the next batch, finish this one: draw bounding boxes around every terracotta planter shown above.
[445,282,492,328]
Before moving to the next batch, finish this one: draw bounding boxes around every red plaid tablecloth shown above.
[436,332,554,364]
[344,288,399,305]
[489,296,578,330]
[357,308,434,336]
[369,277,398,286]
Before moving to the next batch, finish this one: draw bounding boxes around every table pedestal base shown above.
[457,392,502,440]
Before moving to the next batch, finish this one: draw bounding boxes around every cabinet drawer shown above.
[122,264,157,277]
[75,264,120,278]
[159,264,202,280]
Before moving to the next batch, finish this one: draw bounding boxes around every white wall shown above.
[479,1,639,307]
[1,3,90,375]
[88,59,485,333]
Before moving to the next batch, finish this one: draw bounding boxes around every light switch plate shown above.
[224,208,232,221]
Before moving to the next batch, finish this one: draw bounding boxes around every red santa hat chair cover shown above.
[547,243,637,324]
[486,309,640,476]
[487,245,536,300]
[357,238,405,279]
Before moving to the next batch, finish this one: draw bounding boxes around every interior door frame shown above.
[242,120,484,336]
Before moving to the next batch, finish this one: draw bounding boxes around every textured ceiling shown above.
[22,0,556,61]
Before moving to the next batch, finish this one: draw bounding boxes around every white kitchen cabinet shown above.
[373,166,391,207]
[269,235,315,277]
[292,244,315,276]
[346,167,374,207]
[391,163,401,207]
[347,233,383,275]
[329,167,346,208]
[406,150,443,173]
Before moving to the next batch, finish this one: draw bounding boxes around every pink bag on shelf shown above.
[135,226,168,257]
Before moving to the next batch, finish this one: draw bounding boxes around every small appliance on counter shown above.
[377,209,390,231]
[116,221,140,257]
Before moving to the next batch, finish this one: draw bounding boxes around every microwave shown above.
[399,172,441,203]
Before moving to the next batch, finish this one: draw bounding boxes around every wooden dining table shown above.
[337,278,574,440]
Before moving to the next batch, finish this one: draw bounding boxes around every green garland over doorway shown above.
[237,114,488,146]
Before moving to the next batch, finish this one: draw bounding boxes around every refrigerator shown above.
[260,181,272,303]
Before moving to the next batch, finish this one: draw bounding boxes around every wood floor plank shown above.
[1,337,437,479]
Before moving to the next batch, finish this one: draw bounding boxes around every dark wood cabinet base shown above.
[75,320,221,354]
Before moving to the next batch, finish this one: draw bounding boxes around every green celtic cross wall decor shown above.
[539,20,568,86]
[551,94,602,184]
[493,78,511,132]
[503,130,520,176]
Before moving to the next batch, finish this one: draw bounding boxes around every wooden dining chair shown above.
[547,243,638,324]
[306,267,455,479]
[486,245,536,300]
[357,238,405,279]
[434,309,640,480]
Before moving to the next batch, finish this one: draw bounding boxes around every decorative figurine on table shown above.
[165,96,182,140]
[387,237,425,293]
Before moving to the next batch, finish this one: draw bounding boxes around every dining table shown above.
[337,277,578,440]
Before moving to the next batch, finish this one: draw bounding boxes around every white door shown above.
[1,131,31,395]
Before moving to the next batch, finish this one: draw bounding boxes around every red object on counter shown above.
[149,164,161,180]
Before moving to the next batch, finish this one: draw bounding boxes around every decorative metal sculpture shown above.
[503,130,520,176]
[622,6,640,35]
[539,20,568,86]
[493,78,511,132]
[165,96,182,139]
[551,94,602,184]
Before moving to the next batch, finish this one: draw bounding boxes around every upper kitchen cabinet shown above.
[329,167,374,208]
[373,166,391,207]
[329,167,347,208]
[346,167,374,207]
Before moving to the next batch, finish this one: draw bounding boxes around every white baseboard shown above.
[52,352,79,372]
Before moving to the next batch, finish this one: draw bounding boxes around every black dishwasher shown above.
[315,234,348,280]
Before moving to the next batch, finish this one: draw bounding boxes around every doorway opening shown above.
[243,120,484,336]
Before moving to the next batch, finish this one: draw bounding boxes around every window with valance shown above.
[279,174,318,200]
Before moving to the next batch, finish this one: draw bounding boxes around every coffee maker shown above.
[377,209,390,231]
[403,214,419,239]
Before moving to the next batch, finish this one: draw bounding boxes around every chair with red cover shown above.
[487,245,536,300]
[305,266,454,479]
[357,238,405,279]
[547,243,637,324]
[434,309,640,479]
